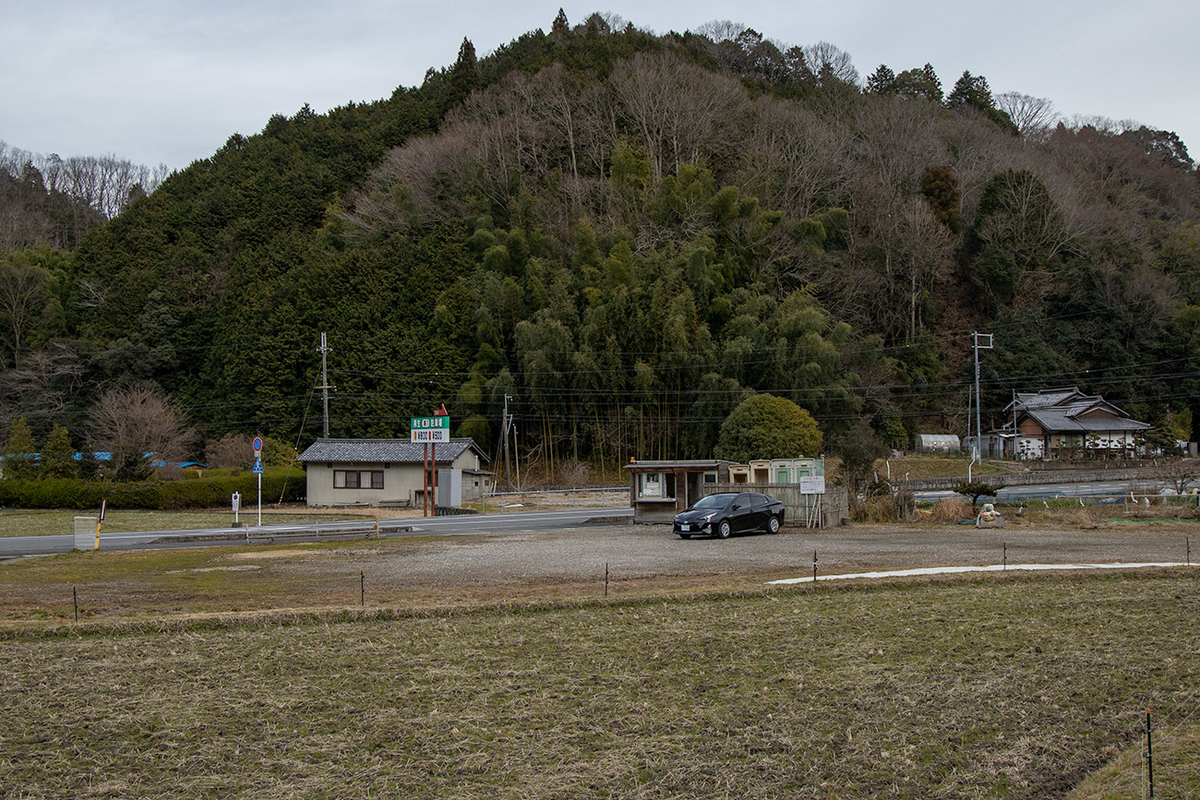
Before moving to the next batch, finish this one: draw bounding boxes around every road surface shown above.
[0,507,633,560]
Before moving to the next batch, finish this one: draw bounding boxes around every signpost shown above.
[411,412,450,516]
[253,437,263,526]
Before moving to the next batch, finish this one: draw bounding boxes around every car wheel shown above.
[767,516,780,534]
[717,520,732,539]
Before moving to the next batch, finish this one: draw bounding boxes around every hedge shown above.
[0,470,306,510]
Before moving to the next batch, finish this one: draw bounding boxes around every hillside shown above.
[3,12,1199,472]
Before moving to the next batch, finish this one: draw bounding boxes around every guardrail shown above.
[150,520,416,546]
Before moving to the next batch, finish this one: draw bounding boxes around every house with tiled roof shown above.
[984,387,1151,460]
[297,438,491,507]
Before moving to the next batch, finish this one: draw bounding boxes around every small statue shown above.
[976,502,1004,527]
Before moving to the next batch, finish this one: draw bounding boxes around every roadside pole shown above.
[253,437,263,526]
[94,499,106,551]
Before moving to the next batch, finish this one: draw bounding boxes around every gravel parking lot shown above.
[282,520,1200,601]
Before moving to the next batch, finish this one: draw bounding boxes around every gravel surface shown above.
[292,520,1200,598]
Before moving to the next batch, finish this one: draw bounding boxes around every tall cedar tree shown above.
[446,38,483,111]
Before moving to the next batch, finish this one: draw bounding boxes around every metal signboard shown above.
[410,415,451,443]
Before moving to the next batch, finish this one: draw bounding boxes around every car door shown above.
[748,494,769,529]
[728,493,756,533]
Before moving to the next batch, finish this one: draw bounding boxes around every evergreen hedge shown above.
[0,471,306,510]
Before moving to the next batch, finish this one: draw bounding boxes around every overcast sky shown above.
[3,1,1196,172]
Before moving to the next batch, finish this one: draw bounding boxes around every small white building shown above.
[297,438,491,507]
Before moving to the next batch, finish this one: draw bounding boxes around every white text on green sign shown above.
[411,416,450,443]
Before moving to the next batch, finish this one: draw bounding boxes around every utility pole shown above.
[317,332,333,438]
[513,423,521,491]
[973,331,993,462]
[501,394,513,490]
[1012,389,1018,460]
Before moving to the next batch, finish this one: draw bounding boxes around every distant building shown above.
[623,457,827,523]
[297,438,491,507]
[623,459,737,522]
[988,387,1152,460]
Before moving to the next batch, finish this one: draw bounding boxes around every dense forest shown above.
[2,11,1199,479]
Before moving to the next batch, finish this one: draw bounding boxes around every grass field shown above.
[0,507,360,538]
[3,570,1198,798]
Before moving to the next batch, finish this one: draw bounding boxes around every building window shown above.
[334,470,384,489]
[637,472,675,500]
[703,471,718,485]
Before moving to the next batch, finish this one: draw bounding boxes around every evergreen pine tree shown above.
[551,8,569,38]
[446,38,483,110]
[865,64,896,94]
[41,425,78,479]
[3,417,39,480]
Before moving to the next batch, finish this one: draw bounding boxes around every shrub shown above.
[930,498,971,522]
[0,469,305,510]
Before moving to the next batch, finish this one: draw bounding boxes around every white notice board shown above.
[799,476,826,495]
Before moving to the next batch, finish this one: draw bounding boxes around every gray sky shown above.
[3,1,1196,172]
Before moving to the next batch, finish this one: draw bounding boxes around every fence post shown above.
[1145,708,1154,798]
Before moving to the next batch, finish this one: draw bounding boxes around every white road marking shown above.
[769,562,1194,585]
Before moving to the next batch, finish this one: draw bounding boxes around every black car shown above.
[673,492,785,539]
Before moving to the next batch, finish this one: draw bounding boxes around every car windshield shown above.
[691,494,734,510]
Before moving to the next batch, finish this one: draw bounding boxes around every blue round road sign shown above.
[253,437,263,452]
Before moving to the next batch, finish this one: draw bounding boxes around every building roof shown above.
[1023,408,1151,434]
[298,438,484,465]
[1003,387,1150,434]
[623,459,735,470]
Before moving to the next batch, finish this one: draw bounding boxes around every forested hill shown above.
[5,11,1200,473]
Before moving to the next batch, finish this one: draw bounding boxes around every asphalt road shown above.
[0,508,634,560]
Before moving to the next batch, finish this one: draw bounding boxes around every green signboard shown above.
[410,415,450,443]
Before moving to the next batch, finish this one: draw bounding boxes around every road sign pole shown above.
[253,437,263,527]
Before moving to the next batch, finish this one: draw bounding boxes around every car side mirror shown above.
[732,504,742,510]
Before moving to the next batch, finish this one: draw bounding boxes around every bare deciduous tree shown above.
[1160,459,1200,495]
[802,41,859,85]
[88,384,197,480]
[0,140,168,220]
[205,432,256,469]
[610,52,747,181]
[994,92,1058,140]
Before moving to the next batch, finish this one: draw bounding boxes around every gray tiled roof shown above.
[1000,387,1151,435]
[298,438,481,464]
[1015,387,1091,410]
[1024,409,1151,433]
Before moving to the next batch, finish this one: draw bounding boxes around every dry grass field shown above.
[2,515,1199,798]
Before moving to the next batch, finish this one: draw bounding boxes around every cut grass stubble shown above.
[3,571,1199,798]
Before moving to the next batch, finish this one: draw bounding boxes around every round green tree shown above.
[714,394,822,463]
